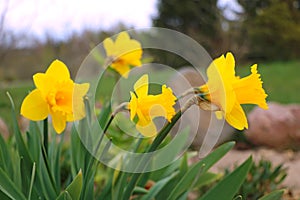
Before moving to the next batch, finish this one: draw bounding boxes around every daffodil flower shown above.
[103,32,142,78]
[128,75,177,137]
[198,52,268,130]
[21,60,90,134]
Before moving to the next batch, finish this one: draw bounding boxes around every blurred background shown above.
[0,0,300,128]
[1,1,300,197]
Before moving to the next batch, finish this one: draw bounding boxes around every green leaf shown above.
[133,186,148,195]
[0,168,26,200]
[26,121,41,164]
[57,192,73,200]
[199,156,253,200]
[48,132,64,192]
[195,172,222,188]
[179,153,188,177]
[0,133,13,176]
[57,169,83,200]
[141,172,178,200]
[97,175,113,200]
[258,189,285,200]
[36,155,59,199]
[112,169,130,199]
[166,141,235,200]
[28,162,36,199]
[7,92,32,195]
[142,129,189,187]
[98,101,112,128]
[0,190,12,200]
[149,157,181,181]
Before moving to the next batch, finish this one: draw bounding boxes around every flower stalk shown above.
[94,102,128,155]
[43,118,48,154]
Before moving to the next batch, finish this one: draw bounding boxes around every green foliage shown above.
[258,189,285,200]
[199,156,253,200]
[152,0,223,62]
[153,0,219,37]
[238,0,300,60]
[0,94,286,200]
[57,170,83,200]
[0,83,32,129]
[224,158,287,200]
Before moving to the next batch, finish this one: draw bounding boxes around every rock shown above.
[208,148,300,194]
[246,102,300,149]
[169,67,235,150]
[0,117,9,139]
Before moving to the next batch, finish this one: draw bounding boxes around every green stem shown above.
[43,118,48,154]
[122,111,182,200]
[94,102,128,155]
[94,114,114,155]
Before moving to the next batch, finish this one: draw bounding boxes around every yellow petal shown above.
[21,89,49,121]
[33,73,53,97]
[111,62,131,78]
[72,83,90,121]
[129,92,137,120]
[104,32,142,77]
[103,37,115,56]
[136,121,157,137]
[207,54,236,116]
[225,102,248,130]
[115,32,131,45]
[224,52,236,79]
[158,85,176,121]
[46,60,70,82]
[51,110,66,134]
[134,75,148,97]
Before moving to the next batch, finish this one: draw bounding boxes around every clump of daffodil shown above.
[128,74,177,137]
[103,32,142,78]
[197,52,268,130]
[21,60,90,134]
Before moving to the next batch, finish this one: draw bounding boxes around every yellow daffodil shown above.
[198,52,268,130]
[128,75,177,137]
[21,60,89,134]
[103,32,142,78]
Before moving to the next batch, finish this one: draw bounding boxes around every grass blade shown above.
[28,162,36,199]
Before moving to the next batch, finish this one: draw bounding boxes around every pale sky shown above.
[0,0,241,41]
[1,0,158,41]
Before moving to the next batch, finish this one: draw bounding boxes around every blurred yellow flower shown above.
[128,75,177,137]
[198,52,268,130]
[21,60,89,134]
[103,32,142,78]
